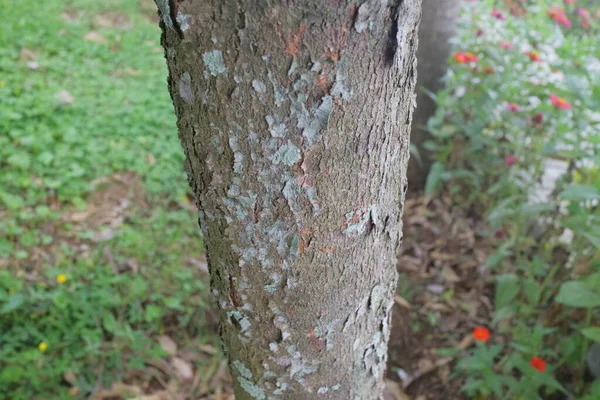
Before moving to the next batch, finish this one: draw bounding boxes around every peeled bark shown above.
[407,0,460,187]
[156,1,421,398]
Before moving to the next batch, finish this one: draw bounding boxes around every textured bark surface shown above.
[156,1,421,398]
[407,0,460,187]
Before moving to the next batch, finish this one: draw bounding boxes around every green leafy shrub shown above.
[426,0,600,398]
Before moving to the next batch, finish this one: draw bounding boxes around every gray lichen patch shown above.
[203,50,228,77]
[227,310,251,332]
[238,377,266,400]
[271,142,301,166]
[178,72,195,103]
[331,57,353,100]
[176,11,191,31]
[267,69,287,107]
[252,79,267,93]
[354,0,383,33]
[314,319,339,350]
[343,205,376,236]
[369,284,388,312]
[155,0,173,30]
[233,360,253,379]
[264,284,277,294]
[266,115,287,138]
[301,95,332,146]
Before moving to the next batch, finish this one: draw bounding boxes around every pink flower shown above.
[564,0,576,4]
[548,5,572,27]
[500,41,514,49]
[465,52,479,62]
[578,8,590,27]
[505,156,518,165]
[506,102,520,112]
[492,9,506,20]
[550,94,572,109]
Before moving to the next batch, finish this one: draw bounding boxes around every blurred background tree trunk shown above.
[408,0,461,189]
[156,0,421,398]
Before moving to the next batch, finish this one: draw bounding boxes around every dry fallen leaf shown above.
[458,334,474,350]
[441,266,460,283]
[55,90,74,105]
[393,294,412,309]
[84,31,108,44]
[171,357,193,380]
[131,391,171,400]
[200,343,218,355]
[158,335,178,356]
[19,48,37,61]
[426,284,445,294]
[383,379,411,400]
[27,61,40,70]
[63,370,76,384]
[92,383,142,400]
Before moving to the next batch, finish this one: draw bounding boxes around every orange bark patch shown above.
[299,228,311,255]
[319,247,335,254]
[316,74,328,92]
[286,24,306,56]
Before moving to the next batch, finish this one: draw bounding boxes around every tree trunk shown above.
[407,0,460,188]
[156,1,421,398]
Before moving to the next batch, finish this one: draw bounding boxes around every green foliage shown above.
[427,0,600,398]
[0,1,218,399]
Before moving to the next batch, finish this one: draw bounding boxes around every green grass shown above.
[0,1,219,399]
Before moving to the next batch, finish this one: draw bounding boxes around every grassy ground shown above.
[0,1,225,399]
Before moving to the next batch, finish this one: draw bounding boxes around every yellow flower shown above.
[56,274,67,284]
[39,342,48,352]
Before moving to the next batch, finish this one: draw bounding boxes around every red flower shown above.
[525,50,541,62]
[491,9,505,20]
[550,94,571,109]
[453,52,478,64]
[500,41,514,49]
[532,113,544,125]
[473,327,491,342]
[530,357,547,372]
[453,52,468,63]
[483,66,495,74]
[506,102,520,112]
[505,156,518,165]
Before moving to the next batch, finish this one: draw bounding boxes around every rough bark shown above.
[407,0,460,188]
[156,1,421,398]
